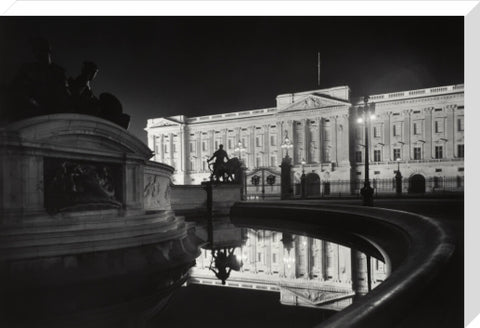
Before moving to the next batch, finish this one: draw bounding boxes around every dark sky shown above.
[0,17,464,143]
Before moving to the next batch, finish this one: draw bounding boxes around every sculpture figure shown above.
[3,37,71,121]
[1,37,131,129]
[207,144,229,182]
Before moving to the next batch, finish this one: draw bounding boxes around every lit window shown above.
[458,144,464,158]
[393,148,401,160]
[457,118,464,132]
[270,156,276,167]
[270,135,276,146]
[414,147,421,160]
[435,120,444,133]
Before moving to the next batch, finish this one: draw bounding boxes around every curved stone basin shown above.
[230,201,456,328]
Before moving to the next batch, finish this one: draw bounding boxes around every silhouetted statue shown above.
[1,37,131,129]
[4,37,71,121]
[207,145,230,182]
[208,248,241,285]
[68,61,100,115]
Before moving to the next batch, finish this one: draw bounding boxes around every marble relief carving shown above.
[44,158,122,213]
[144,174,171,210]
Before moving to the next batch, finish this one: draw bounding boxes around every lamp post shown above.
[357,96,375,206]
[234,141,247,200]
[280,135,294,200]
[300,158,306,199]
[395,158,402,196]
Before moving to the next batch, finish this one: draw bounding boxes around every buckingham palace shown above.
[145,83,464,196]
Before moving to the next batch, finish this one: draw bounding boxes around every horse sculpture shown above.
[209,157,242,183]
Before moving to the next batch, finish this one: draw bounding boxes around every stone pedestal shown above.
[0,114,203,326]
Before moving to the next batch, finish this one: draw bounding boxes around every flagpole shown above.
[317,52,321,87]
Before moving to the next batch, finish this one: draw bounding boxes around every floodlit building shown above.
[145,84,464,195]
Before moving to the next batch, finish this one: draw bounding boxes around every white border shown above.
[1,1,478,16]
[1,1,479,326]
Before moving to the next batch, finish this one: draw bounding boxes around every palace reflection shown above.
[189,226,388,311]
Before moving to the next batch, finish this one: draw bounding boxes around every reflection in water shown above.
[189,223,388,311]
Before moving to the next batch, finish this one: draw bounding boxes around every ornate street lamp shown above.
[281,134,293,158]
[357,96,375,206]
[395,157,402,196]
[280,134,294,200]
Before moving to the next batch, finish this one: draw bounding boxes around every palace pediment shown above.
[281,286,354,306]
[148,117,183,128]
[279,94,350,113]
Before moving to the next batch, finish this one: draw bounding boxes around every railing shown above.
[353,84,464,105]
[186,107,277,123]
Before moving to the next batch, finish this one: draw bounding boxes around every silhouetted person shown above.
[69,61,100,115]
[6,37,71,120]
[208,144,229,180]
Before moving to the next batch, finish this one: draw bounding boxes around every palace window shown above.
[435,120,444,133]
[272,253,277,264]
[189,142,194,153]
[256,157,262,167]
[324,129,331,140]
[373,126,381,138]
[270,135,276,146]
[256,136,261,147]
[215,140,219,149]
[355,151,362,163]
[414,147,421,160]
[271,156,277,167]
[457,118,464,132]
[374,150,381,162]
[202,142,206,152]
[228,139,232,149]
[189,160,194,171]
[413,122,422,135]
[458,144,464,158]
[172,144,177,153]
[393,123,401,137]
[202,161,207,171]
[435,146,443,159]
[164,144,168,153]
[393,148,401,160]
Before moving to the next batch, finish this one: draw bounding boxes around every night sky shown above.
[0,17,464,143]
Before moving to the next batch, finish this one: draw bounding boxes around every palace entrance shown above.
[408,174,426,194]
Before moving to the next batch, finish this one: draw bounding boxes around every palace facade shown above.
[145,84,464,194]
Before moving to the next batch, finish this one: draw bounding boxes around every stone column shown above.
[264,124,270,166]
[332,116,339,164]
[303,119,308,163]
[168,133,174,167]
[323,241,334,280]
[446,105,455,158]
[250,126,256,168]
[425,107,434,159]
[351,249,369,299]
[316,117,323,163]
[196,131,202,172]
[384,112,392,161]
[277,121,284,161]
[403,110,412,160]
